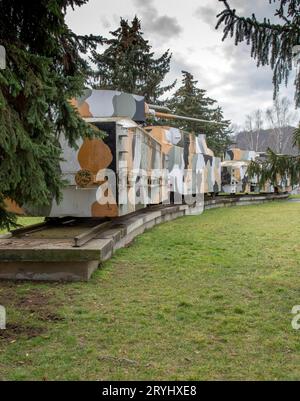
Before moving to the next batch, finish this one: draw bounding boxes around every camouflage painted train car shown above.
[146,126,221,197]
[5,90,292,218]
[221,149,259,194]
[47,117,164,218]
[9,89,220,218]
[221,148,292,194]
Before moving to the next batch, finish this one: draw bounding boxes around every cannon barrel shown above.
[146,109,227,126]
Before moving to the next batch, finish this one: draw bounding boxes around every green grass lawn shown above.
[1,202,300,380]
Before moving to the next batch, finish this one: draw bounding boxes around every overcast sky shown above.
[66,0,299,127]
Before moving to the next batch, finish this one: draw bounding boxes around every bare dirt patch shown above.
[0,284,65,342]
[0,323,45,341]
[15,291,65,322]
[16,292,49,308]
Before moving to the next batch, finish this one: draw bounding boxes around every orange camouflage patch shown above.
[78,139,113,174]
[91,201,119,217]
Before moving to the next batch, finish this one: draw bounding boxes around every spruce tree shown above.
[91,16,175,103]
[0,0,102,229]
[216,0,300,187]
[167,71,232,156]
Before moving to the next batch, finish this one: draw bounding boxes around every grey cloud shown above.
[219,44,274,95]
[132,0,182,40]
[168,47,292,126]
[100,16,111,29]
[214,40,296,123]
[146,15,182,37]
[169,44,288,125]
[196,0,279,27]
[170,53,214,87]
[231,0,278,20]
[158,53,213,101]
[170,55,199,78]
[194,5,219,26]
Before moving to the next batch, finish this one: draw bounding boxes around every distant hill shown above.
[235,126,299,156]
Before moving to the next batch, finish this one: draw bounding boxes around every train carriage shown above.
[5,89,289,220]
[25,117,164,218]
[11,90,219,218]
[221,148,292,194]
[146,126,221,198]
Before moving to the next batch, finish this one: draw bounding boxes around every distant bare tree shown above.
[230,123,242,136]
[266,97,295,154]
[244,109,264,151]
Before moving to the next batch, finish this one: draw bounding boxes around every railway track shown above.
[0,193,290,281]
[6,193,289,247]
